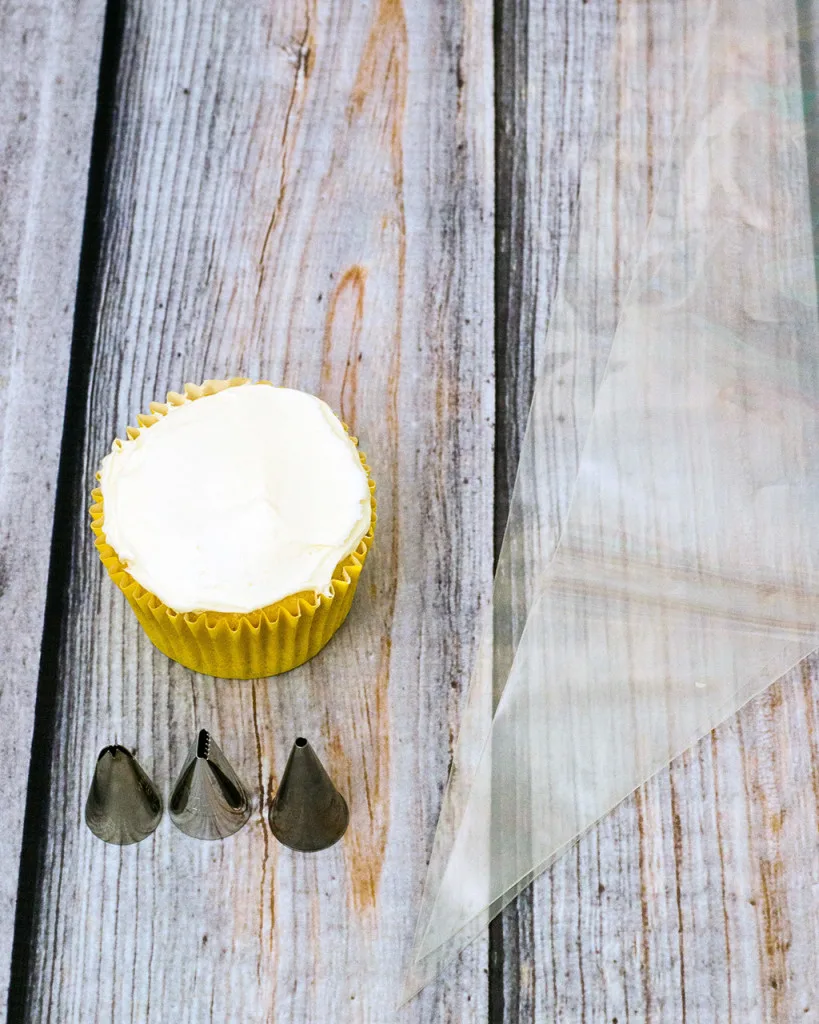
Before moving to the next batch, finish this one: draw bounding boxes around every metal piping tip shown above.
[85,745,163,846]
[169,730,251,840]
[268,738,349,852]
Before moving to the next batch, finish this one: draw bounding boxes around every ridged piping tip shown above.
[85,745,163,845]
[169,730,251,840]
[268,738,349,852]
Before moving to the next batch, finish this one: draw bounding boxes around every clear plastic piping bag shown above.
[405,0,819,1001]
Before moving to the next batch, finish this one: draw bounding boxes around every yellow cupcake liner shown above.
[89,378,376,679]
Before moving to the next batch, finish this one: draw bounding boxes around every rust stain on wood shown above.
[800,659,819,823]
[635,789,653,1020]
[757,735,791,1017]
[709,730,734,1022]
[323,726,383,915]
[322,356,397,920]
[317,0,407,920]
[759,855,789,1013]
[348,0,406,124]
[739,708,793,1020]
[668,770,688,1024]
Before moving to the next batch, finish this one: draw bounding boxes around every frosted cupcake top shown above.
[99,385,372,614]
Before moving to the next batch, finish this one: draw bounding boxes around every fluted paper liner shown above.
[405,0,819,1002]
[90,379,375,679]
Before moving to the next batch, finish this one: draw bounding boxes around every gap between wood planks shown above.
[492,0,531,1018]
[7,1,126,1019]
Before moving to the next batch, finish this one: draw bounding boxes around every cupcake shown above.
[90,379,375,678]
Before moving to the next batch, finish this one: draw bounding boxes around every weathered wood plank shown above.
[0,0,105,1013]
[499,0,819,1021]
[493,0,619,1014]
[23,0,493,1021]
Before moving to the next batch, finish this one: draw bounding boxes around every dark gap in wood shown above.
[491,0,530,1019]
[6,1,126,1018]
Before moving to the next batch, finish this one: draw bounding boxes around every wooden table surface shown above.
[2,0,819,1021]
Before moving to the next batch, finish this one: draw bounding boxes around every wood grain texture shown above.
[492,0,617,1016]
[498,1,819,1021]
[23,0,493,1021]
[0,0,105,1013]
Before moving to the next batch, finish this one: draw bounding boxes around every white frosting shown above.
[99,385,372,614]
